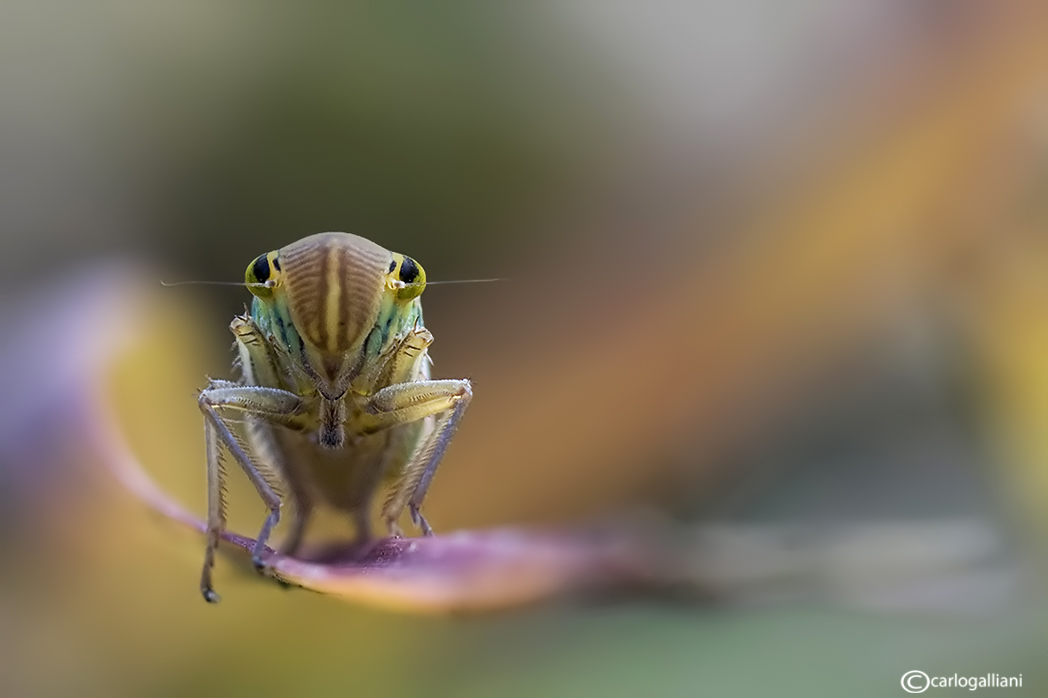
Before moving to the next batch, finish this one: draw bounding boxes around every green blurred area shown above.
[1,1,619,291]
[3,1,1048,697]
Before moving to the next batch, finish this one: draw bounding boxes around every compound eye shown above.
[245,252,277,298]
[252,254,271,283]
[399,256,420,284]
[391,254,426,300]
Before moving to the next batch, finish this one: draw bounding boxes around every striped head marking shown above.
[245,232,427,357]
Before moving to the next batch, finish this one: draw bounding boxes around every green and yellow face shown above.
[243,232,427,387]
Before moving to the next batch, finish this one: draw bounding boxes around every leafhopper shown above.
[197,232,471,602]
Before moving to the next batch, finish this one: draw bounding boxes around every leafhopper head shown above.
[244,232,427,360]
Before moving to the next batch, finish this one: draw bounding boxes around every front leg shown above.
[230,316,316,557]
[197,381,303,603]
[352,324,433,394]
[358,379,472,537]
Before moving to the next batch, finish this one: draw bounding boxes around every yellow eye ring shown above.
[245,252,279,298]
[390,253,426,300]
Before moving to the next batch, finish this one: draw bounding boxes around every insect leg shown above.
[279,501,313,557]
[197,383,302,602]
[200,417,225,603]
[353,326,433,392]
[360,379,472,536]
[229,317,316,557]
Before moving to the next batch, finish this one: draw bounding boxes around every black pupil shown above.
[399,256,419,284]
[252,255,271,283]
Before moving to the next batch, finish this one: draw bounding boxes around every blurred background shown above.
[2,0,1048,696]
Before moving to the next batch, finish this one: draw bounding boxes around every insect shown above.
[197,232,472,602]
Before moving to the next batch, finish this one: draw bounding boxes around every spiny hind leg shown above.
[200,418,226,603]
[197,382,302,602]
